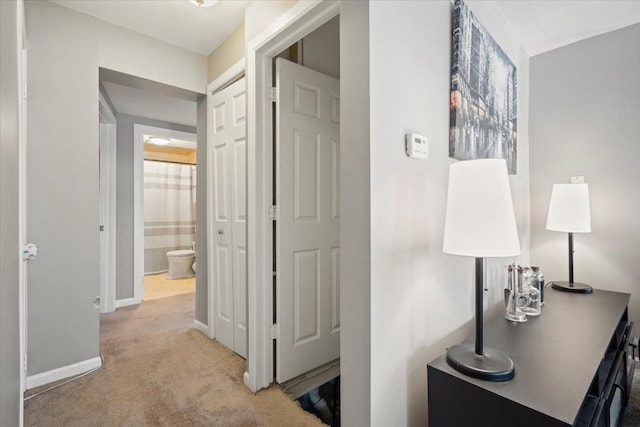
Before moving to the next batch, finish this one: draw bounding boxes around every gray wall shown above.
[340,2,371,425]
[0,0,22,423]
[302,16,340,79]
[530,23,640,323]
[341,2,531,424]
[24,0,205,380]
[115,113,196,300]
[26,0,101,375]
[195,96,208,324]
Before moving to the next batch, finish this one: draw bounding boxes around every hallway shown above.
[24,293,323,426]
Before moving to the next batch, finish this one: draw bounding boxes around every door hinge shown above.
[269,87,278,103]
[23,353,28,371]
[100,225,105,231]
[272,271,277,277]
[22,83,27,100]
[269,324,280,339]
[269,205,279,221]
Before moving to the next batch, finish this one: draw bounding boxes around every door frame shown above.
[130,124,197,307]
[99,91,117,314]
[206,58,245,340]
[245,0,339,392]
[18,1,27,423]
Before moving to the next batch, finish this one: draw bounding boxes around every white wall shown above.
[25,0,206,377]
[341,1,531,424]
[530,23,640,323]
[244,0,298,44]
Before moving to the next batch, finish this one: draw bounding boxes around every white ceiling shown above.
[51,1,640,60]
[490,1,640,56]
[50,0,250,56]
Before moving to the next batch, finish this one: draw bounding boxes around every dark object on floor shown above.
[298,376,340,426]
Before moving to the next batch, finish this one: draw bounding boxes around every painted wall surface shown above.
[207,24,245,84]
[26,0,101,375]
[530,24,640,323]
[339,2,371,425]
[340,1,531,424]
[116,114,196,300]
[96,19,206,94]
[302,15,340,79]
[244,0,297,45]
[195,96,208,324]
[0,0,22,423]
[26,0,205,376]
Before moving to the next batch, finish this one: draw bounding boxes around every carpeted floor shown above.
[24,293,324,426]
[622,367,640,426]
[143,273,195,301]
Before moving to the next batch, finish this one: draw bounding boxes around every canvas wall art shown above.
[450,0,518,174]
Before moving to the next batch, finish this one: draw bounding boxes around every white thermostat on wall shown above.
[405,133,429,160]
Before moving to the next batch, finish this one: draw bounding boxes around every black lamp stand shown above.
[446,257,515,382]
[550,232,593,294]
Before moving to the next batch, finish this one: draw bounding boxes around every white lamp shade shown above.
[546,183,591,233]
[443,159,521,257]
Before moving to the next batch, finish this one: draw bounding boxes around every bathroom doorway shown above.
[98,68,202,312]
[141,130,197,302]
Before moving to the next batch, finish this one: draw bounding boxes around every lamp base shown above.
[446,342,515,382]
[550,281,593,294]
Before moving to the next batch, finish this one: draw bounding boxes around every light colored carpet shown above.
[622,365,640,426]
[24,293,324,426]
[143,273,195,301]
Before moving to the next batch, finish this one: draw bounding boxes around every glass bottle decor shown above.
[521,267,541,316]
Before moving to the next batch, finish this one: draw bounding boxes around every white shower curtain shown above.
[143,160,196,274]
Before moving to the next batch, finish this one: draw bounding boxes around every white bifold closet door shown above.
[275,58,340,382]
[210,77,247,358]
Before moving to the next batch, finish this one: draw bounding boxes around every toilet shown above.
[166,249,195,279]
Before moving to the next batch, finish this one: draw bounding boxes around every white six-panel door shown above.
[210,78,247,358]
[276,58,340,382]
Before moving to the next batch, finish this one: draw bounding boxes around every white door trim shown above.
[206,58,245,340]
[99,92,117,314]
[18,3,27,424]
[132,124,197,306]
[209,58,245,96]
[245,0,340,392]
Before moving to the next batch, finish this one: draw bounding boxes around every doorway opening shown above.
[141,129,197,302]
[98,68,201,317]
[244,2,341,413]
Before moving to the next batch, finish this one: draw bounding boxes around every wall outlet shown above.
[571,176,585,184]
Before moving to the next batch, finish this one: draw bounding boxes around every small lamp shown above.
[546,183,592,293]
[443,159,521,382]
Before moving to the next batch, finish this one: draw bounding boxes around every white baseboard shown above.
[193,320,211,338]
[26,356,103,389]
[115,297,140,309]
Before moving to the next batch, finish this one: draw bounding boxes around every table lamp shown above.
[443,159,521,382]
[546,183,592,293]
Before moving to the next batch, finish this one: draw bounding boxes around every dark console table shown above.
[428,289,634,427]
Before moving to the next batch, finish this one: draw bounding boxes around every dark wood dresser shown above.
[427,289,635,426]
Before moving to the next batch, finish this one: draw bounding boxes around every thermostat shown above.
[405,133,428,160]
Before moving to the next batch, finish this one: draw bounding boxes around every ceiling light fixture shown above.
[188,0,219,7]
[148,137,170,146]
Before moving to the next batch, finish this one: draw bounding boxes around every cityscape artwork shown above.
[450,0,518,174]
